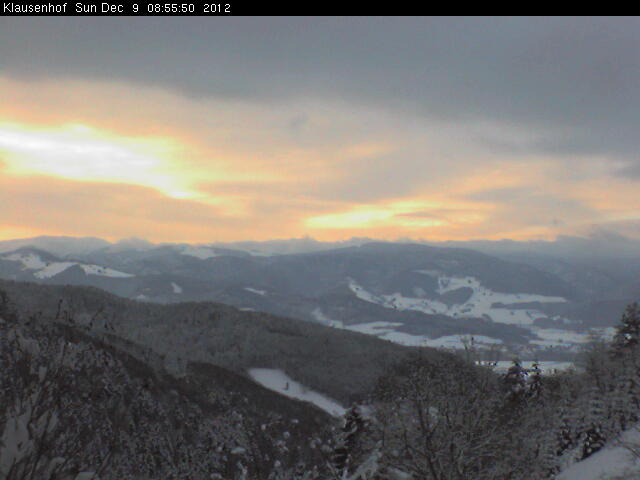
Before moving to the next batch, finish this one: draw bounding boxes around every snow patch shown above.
[2,252,47,270]
[244,287,266,296]
[79,264,134,278]
[342,321,503,349]
[180,245,220,260]
[346,321,404,335]
[530,328,592,347]
[557,428,640,479]
[2,253,133,279]
[248,368,345,417]
[247,250,276,257]
[311,308,343,328]
[424,335,503,348]
[391,332,501,349]
[34,262,76,279]
[348,276,567,327]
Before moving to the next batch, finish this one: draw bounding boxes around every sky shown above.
[1,16,640,243]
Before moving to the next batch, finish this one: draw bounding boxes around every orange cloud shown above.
[2,75,640,242]
[0,173,308,242]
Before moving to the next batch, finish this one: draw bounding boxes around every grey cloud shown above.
[288,114,309,136]
[613,160,640,179]
[2,17,640,168]
[464,186,597,229]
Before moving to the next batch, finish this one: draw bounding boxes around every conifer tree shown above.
[612,303,640,354]
[581,386,607,460]
[607,303,640,433]
[332,405,366,479]
[527,360,543,400]
[503,358,528,403]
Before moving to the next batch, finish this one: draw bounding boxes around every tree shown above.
[503,358,528,404]
[612,303,640,354]
[580,386,608,460]
[331,405,368,479]
[369,355,532,480]
[527,360,543,400]
[0,321,110,480]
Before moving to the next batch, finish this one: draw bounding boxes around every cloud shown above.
[461,186,600,236]
[614,160,640,179]
[0,174,246,242]
[2,17,640,242]
[3,17,640,166]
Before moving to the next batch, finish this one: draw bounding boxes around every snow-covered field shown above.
[352,322,614,349]
[2,252,134,279]
[345,321,404,335]
[348,275,566,326]
[311,308,344,328]
[342,317,605,351]
[2,252,48,269]
[528,327,616,347]
[248,368,346,417]
[179,245,220,260]
[35,262,77,279]
[79,264,134,278]
[342,321,504,348]
[244,287,266,296]
[423,334,503,348]
[342,275,606,351]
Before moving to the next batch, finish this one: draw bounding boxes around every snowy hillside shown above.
[557,429,640,479]
[348,275,567,326]
[248,368,346,417]
[344,274,609,350]
[1,251,134,279]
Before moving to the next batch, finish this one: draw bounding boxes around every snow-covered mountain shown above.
[0,240,634,358]
[1,248,134,279]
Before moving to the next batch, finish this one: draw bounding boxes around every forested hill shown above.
[0,279,441,404]
[0,288,338,479]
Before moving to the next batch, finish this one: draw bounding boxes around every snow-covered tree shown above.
[369,355,532,479]
[612,303,640,354]
[331,405,367,479]
[504,358,527,390]
[527,360,543,400]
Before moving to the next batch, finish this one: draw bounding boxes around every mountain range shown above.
[1,236,637,359]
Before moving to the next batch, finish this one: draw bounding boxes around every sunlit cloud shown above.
[0,72,639,243]
[0,123,196,199]
[306,200,487,231]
